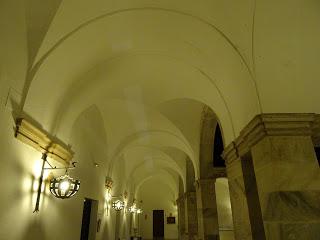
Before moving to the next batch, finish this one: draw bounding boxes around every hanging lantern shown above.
[50,174,80,199]
[112,200,125,211]
[128,204,137,213]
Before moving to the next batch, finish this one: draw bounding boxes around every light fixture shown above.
[14,118,76,212]
[127,199,143,214]
[128,204,137,213]
[32,153,80,212]
[50,173,80,199]
[112,200,125,211]
[105,177,113,215]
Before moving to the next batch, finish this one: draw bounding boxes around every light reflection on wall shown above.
[19,153,55,214]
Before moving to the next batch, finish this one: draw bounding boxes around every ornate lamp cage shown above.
[50,173,80,199]
[128,202,143,214]
[128,204,137,213]
[112,200,125,211]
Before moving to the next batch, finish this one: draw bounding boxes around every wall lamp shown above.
[105,177,113,215]
[128,205,142,214]
[49,168,80,199]
[105,179,131,213]
[107,188,128,212]
[15,118,79,212]
[127,199,143,214]
[112,200,125,211]
[33,153,80,212]
[128,204,137,213]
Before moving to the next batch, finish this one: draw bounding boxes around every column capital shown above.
[176,195,185,205]
[222,113,320,164]
[194,178,219,188]
[184,191,196,199]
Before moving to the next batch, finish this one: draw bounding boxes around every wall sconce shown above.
[128,206,143,214]
[33,153,80,212]
[112,200,125,211]
[50,171,80,199]
[105,177,113,215]
[128,199,143,214]
[14,118,77,212]
[128,204,137,213]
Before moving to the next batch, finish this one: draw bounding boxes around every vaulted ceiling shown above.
[1,0,319,217]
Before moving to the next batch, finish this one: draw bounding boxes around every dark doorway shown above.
[213,124,225,167]
[315,147,320,166]
[80,198,98,240]
[153,210,164,240]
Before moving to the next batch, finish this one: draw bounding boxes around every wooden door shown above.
[153,210,164,240]
[80,198,98,240]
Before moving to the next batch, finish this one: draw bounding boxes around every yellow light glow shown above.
[59,180,70,191]
[105,192,112,201]
[33,160,42,178]
[33,159,50,179]
[33,180,39,192]
[128,204,137,213]
[116,202,121,208]
[32,180,46,193]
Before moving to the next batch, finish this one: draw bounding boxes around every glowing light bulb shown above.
[105,192,112,201]
[59,180,70,191]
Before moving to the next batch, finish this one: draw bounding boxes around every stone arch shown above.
[199,105,226,179]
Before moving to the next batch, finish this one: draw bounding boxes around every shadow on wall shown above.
[23,220,45,240]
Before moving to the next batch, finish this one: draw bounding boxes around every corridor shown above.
[0,0,320,240]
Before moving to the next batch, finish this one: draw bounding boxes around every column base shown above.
[204,234,219,240]
[265,223,320,240]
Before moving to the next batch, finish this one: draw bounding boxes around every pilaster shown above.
[223,113,320,240]
[177,195,186,240]
[195,178,219,240]
[184,191,198,240]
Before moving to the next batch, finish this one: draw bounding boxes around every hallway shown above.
[0,0,320,240]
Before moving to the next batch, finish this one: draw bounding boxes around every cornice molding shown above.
[176,195,185,205]
[195,178,216,189]
[184,191,196,199]
[222,113,320,164]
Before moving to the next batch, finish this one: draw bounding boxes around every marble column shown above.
[223,146,255,240]
[177,195,186,240]
[223,113,320,240]
[195,178,220,240]
[185,191,198,240]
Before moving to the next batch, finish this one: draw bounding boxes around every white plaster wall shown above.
[0,97,128,240]
[1,1,320,240]
[138,178,178,240]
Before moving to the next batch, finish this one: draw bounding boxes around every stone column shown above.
[177,195,186,240]
[195,178,220,240]
[223,145,255,240]
[185,191,198,240]
[223,113,320,240]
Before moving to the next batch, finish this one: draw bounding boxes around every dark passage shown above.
[213,124,225,167]
[80,198,92,240]
[315,147,320,166]
[153,210,164,240]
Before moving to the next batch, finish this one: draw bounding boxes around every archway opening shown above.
[213,124,225,168]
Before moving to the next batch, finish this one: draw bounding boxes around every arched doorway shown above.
[198,106,234,240]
